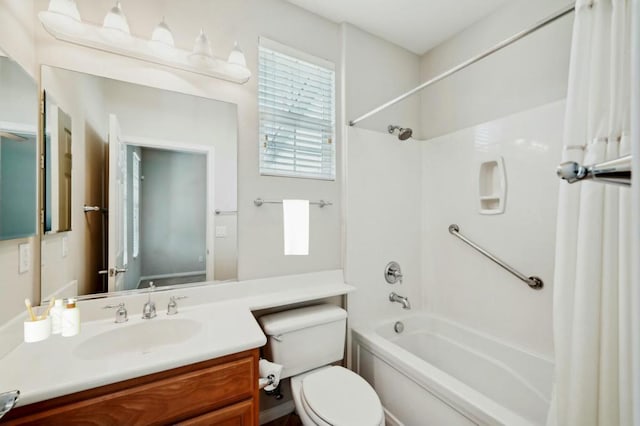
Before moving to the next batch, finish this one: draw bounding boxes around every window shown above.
[259,38,336,180]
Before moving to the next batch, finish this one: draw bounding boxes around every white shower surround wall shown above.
[352,313,554,425]
[421,100,565,357]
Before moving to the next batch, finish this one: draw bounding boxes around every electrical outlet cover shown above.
[62,236,69,257]
[19,243,30,274]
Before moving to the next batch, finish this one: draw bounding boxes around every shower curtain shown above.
[547,0,638,425]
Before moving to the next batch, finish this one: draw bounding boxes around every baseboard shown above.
[259,400,295,425]
[139,271,205,281]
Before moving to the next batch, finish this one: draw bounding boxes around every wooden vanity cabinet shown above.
[2,349,259,426]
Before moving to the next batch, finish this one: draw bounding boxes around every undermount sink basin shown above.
[73,318,202,360]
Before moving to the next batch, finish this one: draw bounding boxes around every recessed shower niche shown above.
[478,156,506,215]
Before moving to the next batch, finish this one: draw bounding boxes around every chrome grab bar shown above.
[448,224,543,290]
[557,154,631,186]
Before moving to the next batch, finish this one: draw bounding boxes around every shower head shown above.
[387,125,413,141]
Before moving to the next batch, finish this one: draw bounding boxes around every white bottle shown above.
[61,298,80,337]
[50,299,64,335]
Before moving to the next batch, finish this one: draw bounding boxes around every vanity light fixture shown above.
[151,17,175,47]
[39,0,83,34]
[189,29,214,66]
[46,0,81,21]
[102,2,130,34]
[228,41,247,67]
[38,1,251,84]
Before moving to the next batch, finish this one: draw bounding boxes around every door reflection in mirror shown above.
[44,93,73,234]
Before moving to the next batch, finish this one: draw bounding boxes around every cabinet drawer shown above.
[176,399,254,426]
[5,356,255,426]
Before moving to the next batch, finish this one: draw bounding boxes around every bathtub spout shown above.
[389,292,411,310]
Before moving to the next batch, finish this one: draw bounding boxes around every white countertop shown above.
[0,270,355,407]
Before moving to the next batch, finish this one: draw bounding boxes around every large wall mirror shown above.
[0,53,38,241]
[40,66,238,301]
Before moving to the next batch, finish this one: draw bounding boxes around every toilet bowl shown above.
[259,304,385,426]
[291,366,385,426]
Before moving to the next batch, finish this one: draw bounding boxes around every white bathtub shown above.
[351,313,553,426]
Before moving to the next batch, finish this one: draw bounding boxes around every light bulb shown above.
[189,29,214,67]
[103,2,130,34]
[151,17,174,47]
[227,42,246,67]
[47,0,81,21]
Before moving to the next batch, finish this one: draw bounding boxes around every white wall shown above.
[342,23,422,137]
[422,101,564,357]
[0,0,38,325]
[33,0,344,282]
[0,1,36,76]
[419,0,573,139]
[345,127,423,326]
[416,0,573,357]
[342,26,423,326]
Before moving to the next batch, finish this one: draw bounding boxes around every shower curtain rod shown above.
[348,2,576,127]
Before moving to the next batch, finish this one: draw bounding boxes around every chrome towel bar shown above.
[214,209,237,215]
[448,224,543,290]
[557,154,631,186]
[254,198,332,208]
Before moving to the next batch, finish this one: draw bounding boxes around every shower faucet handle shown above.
[384,261,403,284]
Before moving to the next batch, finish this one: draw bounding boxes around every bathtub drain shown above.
[394,321,404,334]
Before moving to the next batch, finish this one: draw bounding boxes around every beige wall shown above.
[419,0,573,139]
[0,1,38,325]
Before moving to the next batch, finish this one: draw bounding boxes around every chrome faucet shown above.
[389,292,411,310]
[142,282,157,319]
[167,296,187,315]
[104,302,128,323]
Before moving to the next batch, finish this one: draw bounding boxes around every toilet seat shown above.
[299,366,384,426]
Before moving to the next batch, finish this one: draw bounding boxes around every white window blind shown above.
[259,40,336,180]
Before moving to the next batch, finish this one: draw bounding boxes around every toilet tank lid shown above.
[259,304,347,336]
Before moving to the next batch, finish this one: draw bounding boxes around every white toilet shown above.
[260,304,385,426]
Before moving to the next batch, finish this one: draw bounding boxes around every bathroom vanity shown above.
[0,271,354,425]
[2,349,259,425]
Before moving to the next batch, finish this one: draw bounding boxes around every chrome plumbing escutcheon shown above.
[0,390,19,420]
[394,321,405,334]
[385,261,403,284]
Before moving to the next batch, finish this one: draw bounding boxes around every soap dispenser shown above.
[50,299,64,335]
[61,298,80,337]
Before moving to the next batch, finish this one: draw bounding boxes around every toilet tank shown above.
[259,304,347,379]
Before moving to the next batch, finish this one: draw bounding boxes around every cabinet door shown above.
[176,399,254,426]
